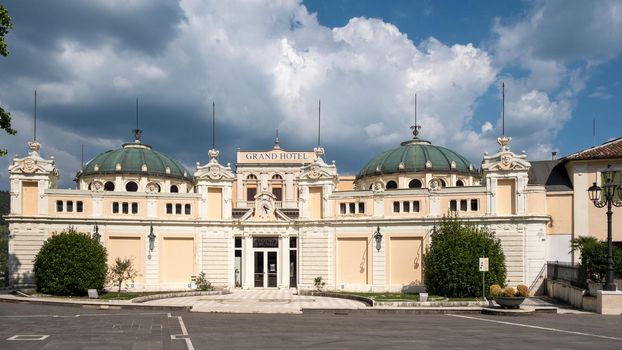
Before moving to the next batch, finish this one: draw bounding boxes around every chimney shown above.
[551,151,558,160]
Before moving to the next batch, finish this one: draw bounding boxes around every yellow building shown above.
[6,126,622,292]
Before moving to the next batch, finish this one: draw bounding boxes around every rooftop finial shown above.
[274,128,280,149]
[410,93,421,138]
[132,98,142,142]
[502,82,505,137]
[34,90,37,141]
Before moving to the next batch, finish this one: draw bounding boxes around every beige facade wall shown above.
[207,188,223,220]
[160,237,195,284]
[384,196,428,216]
[336,237,370,285]
[497,179,516,215]
[308,187,323,219]
[102,198,147,217]
[336,176,355,191]
[47,195,92,216]
[438,194,487,216]
[21,182,38,216]
[107,236,145,285]
[547,193,573,235]
[526,191,546,215]
[388,237,422,286]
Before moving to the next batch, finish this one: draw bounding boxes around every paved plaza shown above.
[143,289,367,313]
[0,302,621,349]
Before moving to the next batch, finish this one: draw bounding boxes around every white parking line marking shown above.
[7,335,50,341]
[173,315,195,350]
[448,314,622,341]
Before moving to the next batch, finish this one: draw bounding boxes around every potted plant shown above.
[489,284,529,309]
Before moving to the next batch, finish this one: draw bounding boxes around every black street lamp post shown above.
[587,165,622,291]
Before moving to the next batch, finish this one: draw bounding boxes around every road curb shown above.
[302,307,484,315]
[0,295,192,312]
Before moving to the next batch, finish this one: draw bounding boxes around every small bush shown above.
[424,215,507,298]
[195,272,213,291]
[33,227,107,296]
[314,276,326,291]
[107,257,139,293]
[489,284,503,298]
[503,286,516,297]
[516,284,530,297]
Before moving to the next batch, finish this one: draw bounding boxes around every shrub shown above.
[33,227,107,296]
[503,286,516,297]
[195,272,213,291]
[424,215,506,298]
[572,236,622,282]
[313,276,325,291]
[489,284,503,298]
[107,257,139,293]
[516,284,530,297]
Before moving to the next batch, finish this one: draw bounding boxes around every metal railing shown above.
[546,261,587,289]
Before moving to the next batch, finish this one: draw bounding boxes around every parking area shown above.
[0,302,621,349]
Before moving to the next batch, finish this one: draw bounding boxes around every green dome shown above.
[356,138,476,179]
[80,142,192,181]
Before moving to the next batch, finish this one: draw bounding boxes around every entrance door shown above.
[254,250,278,288]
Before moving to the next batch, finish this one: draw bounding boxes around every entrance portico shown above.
[241,234,296,289]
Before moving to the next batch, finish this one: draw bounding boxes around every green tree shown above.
[107,257,139,293]
[571,236,622,282]
[0,5,16,156]
[33,227,108,296]
[424,215,507,298]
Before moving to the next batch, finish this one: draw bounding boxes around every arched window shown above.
[456,179,464,187]
[247,174,257,180]
[408,179,422,188]
[170,185,179,193]
[104,181,115,191]
[439,179,446,187]
[125,181,138,192]
[386,180,398,189]
[87,183,92,190]
[369,184,374,190]
[272,174,282,180]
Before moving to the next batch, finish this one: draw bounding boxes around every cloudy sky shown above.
[1,0,621,189]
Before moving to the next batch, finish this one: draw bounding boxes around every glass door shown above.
[254,251,264,287]
[267,251,278,288]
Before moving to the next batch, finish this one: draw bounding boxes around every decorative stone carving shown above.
[23,158,36,173]
[91,181,103,192]
[429,178,441,191]
[146,182,159,193]
[372,181,384,193]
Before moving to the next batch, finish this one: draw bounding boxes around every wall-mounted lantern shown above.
[148,223,156,258]
[373,226,382,252]
[92,223,101,243]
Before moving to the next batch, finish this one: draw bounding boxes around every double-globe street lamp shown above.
[587,164,622,291]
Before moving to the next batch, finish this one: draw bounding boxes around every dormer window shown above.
[170,185,179,193]
[125,181,138,192]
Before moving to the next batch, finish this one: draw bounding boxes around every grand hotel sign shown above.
[237,149,315,164]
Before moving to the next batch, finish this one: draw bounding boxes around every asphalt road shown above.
[0,302,620,349]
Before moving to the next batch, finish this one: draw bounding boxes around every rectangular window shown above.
[449,200,457,212]
[247,187,257,202]
[66,201,73,212]
[471,199,479,211]
[412,201,420,212]
[393,201,400,213]
[358,202,365,214]
[175,203,182,214]
[56,200,63,212]
[272,187,283,201]
[112,202,119,214]
[340,203,346,214]
[122,202,129,214]
[185,204,191,215]
[76,201,83,213]
[403,201,410,212]
[349,203,355,214]
[131,202,138,214]
[460,199,467,212]
[166,203,173,214]
[235,237,242,248]
[290,237,297,248]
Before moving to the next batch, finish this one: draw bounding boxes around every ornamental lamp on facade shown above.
[373,226,383,252]
[587,164,622,291]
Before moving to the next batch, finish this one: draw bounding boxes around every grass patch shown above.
[31,291,175,301]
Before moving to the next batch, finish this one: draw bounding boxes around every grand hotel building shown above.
[6,125,622,292]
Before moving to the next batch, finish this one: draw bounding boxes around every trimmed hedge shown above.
[33,227,107,296]
[424,215,506,298]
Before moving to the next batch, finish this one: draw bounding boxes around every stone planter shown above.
[494,297,525,309]
[588,281,604,296]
